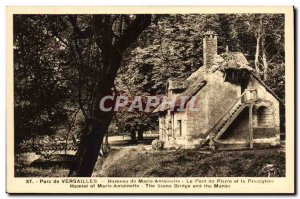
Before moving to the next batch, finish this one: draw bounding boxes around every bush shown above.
[151,139,164,150]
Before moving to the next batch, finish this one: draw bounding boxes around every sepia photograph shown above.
[6,6,294,194]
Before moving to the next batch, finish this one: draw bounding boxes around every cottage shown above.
[155,31,282,149]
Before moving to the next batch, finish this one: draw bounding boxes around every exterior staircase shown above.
[200,89,257,148]
[213,103,249,140]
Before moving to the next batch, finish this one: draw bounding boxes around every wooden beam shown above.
[249,104,254,148]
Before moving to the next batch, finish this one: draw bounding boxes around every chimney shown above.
[203,31,217,69]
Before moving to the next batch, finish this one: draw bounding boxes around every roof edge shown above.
[250,72,285,106]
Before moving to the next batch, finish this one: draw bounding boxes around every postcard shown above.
[6,6,294,194]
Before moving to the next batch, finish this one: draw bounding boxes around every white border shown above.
[1,1,298,199]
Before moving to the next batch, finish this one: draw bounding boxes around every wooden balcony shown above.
[242,89,257,103]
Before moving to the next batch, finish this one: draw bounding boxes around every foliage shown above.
[265,63,285,102]
[14,15,73,150]
[117,14,285,98]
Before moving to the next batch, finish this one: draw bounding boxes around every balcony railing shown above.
[242,89,257,103]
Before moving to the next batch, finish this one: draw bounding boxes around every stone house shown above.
[154,31,282,149]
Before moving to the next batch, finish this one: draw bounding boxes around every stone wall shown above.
[248,76,280,143]
[256,106,275,126]
[219,108,250,141]
[159,111,190,147]
[253,127,277,139]
[185,70,240,144]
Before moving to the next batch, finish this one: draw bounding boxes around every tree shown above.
[13,15,72,151]
[66,15,152,176]
[110,14,212,141]
[231,14,284,80]
[14,14,152,176]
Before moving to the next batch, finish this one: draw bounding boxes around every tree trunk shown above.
[68,49,120,177]
[138,130,143,140]
[261,36,268,80]
[65,109,79,154]
[254,35,261,76]
[68,124,104,176]
[68,38,120,176]
[68,14,152,177]
[69,46,121,177]
[130,131,137,142]
[254,18,263,77]
[68,110,113,177]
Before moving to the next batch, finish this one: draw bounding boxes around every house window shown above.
[177,120,182,136]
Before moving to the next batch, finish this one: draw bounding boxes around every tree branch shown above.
[116,15,152,52]
[68,15,92,39]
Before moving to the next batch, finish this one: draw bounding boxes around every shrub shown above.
[151,139,164,150]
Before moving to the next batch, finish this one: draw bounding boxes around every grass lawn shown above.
[15,146,285,177]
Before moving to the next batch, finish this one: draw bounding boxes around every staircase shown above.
[213,103,249,140]
[200,89,257,148]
